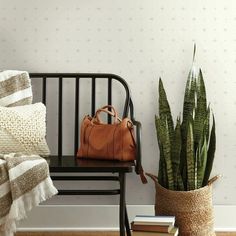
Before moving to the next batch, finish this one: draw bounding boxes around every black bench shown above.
[30,73,143,236]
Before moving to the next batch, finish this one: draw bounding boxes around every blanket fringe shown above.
[1,177,57,235]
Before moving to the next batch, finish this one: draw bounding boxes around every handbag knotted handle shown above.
[94,105,122,123]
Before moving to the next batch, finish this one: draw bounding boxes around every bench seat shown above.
[49,155,134,173]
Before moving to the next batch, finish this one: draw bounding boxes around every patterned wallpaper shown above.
[0,0,235,205]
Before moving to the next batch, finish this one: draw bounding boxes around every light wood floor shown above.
[15,232,236,236]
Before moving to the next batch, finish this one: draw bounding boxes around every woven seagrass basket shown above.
[146,173,219,236]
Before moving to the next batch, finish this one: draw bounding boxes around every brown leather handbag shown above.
[77,105,135,161]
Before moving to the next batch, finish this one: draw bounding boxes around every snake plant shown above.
[155,46,216,191]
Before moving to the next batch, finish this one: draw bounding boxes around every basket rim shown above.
[155,180,211,194]
[146,172,220,194]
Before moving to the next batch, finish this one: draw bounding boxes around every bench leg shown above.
[125,206,131,236]
[119,173,131,236]
[119,172,125,236]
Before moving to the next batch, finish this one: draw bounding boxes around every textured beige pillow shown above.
[0,103,50,156]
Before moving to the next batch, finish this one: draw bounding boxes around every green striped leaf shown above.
[182,66,197,129]
[156,116,174,190]
[197,136,208,188]
[159,157,168,188]
[177,171,185,191]
[171,117,182,189]
[181,65,197,190]
[205,106,210,142]
[159,78,174,144]
[155,116,169,188]
[155,115,164,186]
[194,69,208,146]
[186,120,195,190]
[203,115,216,186]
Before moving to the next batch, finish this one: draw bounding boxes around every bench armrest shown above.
[132,119,142,175]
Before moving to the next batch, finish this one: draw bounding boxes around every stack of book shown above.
[131,215,178,236]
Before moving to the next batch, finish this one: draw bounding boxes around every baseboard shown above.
[17,205,236,232]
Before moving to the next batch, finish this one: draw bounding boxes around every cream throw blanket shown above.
[0,70,32,107]
[0,153,58,236]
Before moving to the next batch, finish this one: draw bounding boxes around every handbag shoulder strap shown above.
[127,120,147,184]
[139,166,148,184]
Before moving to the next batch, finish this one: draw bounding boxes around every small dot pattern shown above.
[0,0,235,205]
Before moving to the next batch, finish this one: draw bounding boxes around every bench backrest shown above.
[30,73,133,157]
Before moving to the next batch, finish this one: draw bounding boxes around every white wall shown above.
[0,0,235,207]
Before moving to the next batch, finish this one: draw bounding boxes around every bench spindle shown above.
[58,76,63,156]
[42,77,47,105]
[91,77,96,116]
[108,78,112,124]
[74,77,80,156]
